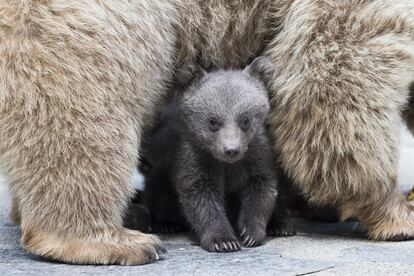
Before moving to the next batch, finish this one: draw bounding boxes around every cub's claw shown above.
[202,236,241,253]
[239,226,264,248]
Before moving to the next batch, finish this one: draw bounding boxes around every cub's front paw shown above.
[123,203,152,232]
[152,222,186,233]
[267,216,296,237]
[201,234,241,253]
[238,225,266,247]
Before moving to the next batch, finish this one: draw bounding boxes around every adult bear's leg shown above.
[0,0,176,264]
[266,0,414,240]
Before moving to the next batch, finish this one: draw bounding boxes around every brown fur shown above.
[266,0,414,240]
[0,0,176,265]
[1,0,414,265]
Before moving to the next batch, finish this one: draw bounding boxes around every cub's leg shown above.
[175,153,241,252]
[139,171,187,234]
[123,187,186,234]
[123,200,152,233]
[237,171,278,247]
[177,183,241,252]
[267,192,296,237]
[0,0,176,264]
[267,169,296,237]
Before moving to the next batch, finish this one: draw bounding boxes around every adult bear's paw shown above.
[22,226,166,265]
[344,194,414,241]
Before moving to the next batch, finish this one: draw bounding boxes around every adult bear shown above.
[0,0,413,265]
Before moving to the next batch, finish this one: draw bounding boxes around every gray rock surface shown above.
[1,126,413,275]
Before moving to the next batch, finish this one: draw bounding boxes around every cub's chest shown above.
[223,162,251,193]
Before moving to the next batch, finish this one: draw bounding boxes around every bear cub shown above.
[126,56,295,252]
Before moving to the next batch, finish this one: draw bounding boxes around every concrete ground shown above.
[1,127,414,275]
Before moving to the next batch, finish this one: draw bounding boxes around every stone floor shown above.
[0,127,413,275]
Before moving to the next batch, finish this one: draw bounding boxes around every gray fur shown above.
[129,57,295,252]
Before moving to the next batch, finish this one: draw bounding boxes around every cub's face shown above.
[179,57,274,163]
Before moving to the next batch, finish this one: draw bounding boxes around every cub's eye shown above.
[208,117,220,131]
[240,115,251,130]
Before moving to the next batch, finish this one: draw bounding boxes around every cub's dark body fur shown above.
[127,58,295,252]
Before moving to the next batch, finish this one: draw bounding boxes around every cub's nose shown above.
[224,146,240,158]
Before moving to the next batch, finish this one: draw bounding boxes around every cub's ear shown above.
[175,62,206,88]
[244,56,275,84]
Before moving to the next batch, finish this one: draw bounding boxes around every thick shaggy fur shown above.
[1,0,414,265]
[267,0,414,240]
[0,0,177,265]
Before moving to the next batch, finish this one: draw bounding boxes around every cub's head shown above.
[178,56,275,163]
